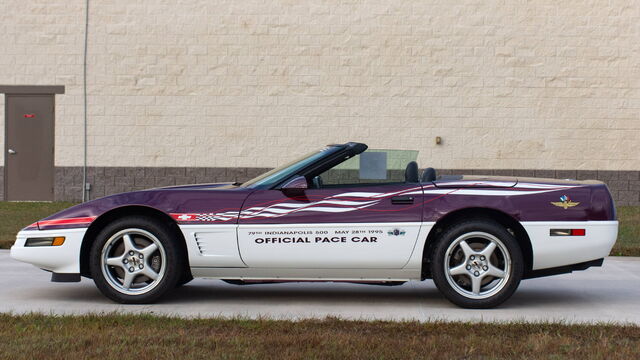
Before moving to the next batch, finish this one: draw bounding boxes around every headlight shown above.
[25,237,65,247]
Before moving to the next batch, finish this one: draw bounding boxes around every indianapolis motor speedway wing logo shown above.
[550,195,580,209]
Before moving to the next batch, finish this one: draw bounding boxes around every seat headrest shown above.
[421,167,436,182]
[404,161,419,183]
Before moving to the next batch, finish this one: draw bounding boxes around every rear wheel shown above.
[176,273,193,288]
[89,216,184,303]
[430,220,523,308]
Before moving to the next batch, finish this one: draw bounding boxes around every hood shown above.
[433,175,602,189]
[30,181,251,230]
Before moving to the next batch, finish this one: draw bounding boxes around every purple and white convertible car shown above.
[11,142,618,308]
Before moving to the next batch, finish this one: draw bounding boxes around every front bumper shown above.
[10,228,87,274]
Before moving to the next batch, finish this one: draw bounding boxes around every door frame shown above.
[0,85,64,201]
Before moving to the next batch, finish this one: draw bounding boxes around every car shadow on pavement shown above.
[157,280,593,310]
[17,282,108,303]
[507,288,593,309]
[10,279,597,311]
[163,281,437,304]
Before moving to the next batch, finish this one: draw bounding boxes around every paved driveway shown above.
[1,250,638,324]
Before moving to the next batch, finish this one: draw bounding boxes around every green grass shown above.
[0,202,77,249]
[0,314,638,359]
[0,202,638,256]
[611,206,640,256]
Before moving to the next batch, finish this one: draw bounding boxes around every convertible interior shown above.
[309,155,437,189]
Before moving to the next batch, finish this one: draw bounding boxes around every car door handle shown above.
[8,149,16,155]
[391,196,414,205]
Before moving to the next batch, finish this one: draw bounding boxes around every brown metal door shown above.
[5,95,54,201]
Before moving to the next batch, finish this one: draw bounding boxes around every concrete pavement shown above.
[1,250,639,324]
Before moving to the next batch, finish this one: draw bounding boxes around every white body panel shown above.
[523,221,618,270]
[237,222,422,269]
[10,220,617,280]
[10,228,86,274]
[193,222,434,280]
[179,225,246,268]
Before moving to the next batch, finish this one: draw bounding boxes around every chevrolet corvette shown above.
[11,142,618,308]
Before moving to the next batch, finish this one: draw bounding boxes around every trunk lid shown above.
[434,175,518,188]
[433,175,603,189]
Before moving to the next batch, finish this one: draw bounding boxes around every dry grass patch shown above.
[611,206,640,256]
[0,314,639,359]
[0,202,77,249]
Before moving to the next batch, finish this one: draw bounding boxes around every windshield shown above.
[242,146,341,188]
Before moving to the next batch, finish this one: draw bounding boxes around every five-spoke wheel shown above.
[101,229,166,295]
[89,216,186,303]
[431,220,523,308]
[444,232,510,299]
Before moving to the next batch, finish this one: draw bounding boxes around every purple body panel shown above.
[31,176,616,231]
[423,176,615,222]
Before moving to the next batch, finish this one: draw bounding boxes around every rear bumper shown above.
[10,228,86,274]
[522,221,618,270]
[525,258,603,279]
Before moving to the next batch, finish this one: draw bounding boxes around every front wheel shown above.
[89,216,184,303]
[430,220,524,308]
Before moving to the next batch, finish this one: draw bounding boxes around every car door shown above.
[237,151,424,269]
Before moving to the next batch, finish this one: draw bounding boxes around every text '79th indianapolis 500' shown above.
[11,142,618,308]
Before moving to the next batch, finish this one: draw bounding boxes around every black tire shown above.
[89,216,185,304]
[176,273,193,288]
[430,219,524,309]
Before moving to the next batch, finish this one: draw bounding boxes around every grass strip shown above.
[611,206,640,256]
[0,313,639,360]
[0,202,77,249]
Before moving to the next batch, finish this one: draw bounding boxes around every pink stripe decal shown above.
[24,222,39,230]
[37,216,97,227]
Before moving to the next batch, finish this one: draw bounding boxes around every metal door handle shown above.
[8,149,16,155]
[391,195,414,204]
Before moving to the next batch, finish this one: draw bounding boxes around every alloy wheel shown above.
[443,231,512,300]
[100,228,167,295]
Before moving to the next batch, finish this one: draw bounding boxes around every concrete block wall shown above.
[53,166,271,202]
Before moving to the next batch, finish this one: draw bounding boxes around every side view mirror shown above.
[281,176,308,191]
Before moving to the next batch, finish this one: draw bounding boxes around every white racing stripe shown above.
[515,183,579,189]
[241,199,382,217]
[433,181,514,187]
[330,186,422,199]
[422,188,561,196]
[249,199,380,210]
[331,192,384,198]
